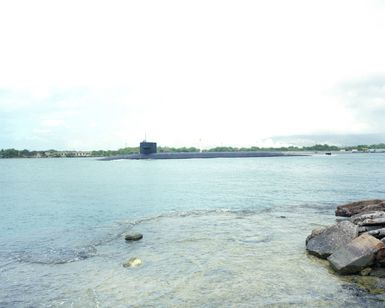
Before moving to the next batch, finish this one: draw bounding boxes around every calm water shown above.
[1,154,385,307]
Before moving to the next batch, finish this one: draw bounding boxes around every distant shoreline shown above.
[1,143,385,159]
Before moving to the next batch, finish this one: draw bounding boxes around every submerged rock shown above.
[370,268,385,278]
[349,275,385,295]
[360,267,372,276]
[306,221,358,259]
[123,257,142,268]
[336,200,385,217]
[125,233,143,241]
[328,234,385,275]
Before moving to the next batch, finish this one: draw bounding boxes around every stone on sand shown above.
[123,257,142,268]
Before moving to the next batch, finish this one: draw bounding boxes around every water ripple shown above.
[13,245,97,265]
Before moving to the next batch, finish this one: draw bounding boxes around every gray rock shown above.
[336,200,385,217]
[359,217,385,227]
[358,225,384,234]
[368,228,385,239]
[123,257,142,268]
[358,227,367,234]
[306,221,358,259]
[125,233,143,241]
[305,227,326,245]
[350,211,385,225]
[328,233,385,274]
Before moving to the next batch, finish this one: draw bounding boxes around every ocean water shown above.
[1,154,385,307]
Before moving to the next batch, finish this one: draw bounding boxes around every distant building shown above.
[42,151,92,158]
[44,151,58,157]
[140,141,157,155]
[74,151,92,157]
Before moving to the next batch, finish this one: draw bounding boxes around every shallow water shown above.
[1,154,385,307]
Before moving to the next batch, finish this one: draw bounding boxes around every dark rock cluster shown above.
[306,199,385,275]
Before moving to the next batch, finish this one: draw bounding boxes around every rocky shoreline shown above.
[306,199,385,277]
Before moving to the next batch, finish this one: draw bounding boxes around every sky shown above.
[1,0,385,150]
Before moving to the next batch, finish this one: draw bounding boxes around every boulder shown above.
[328,234,385,274]
[305,227,325,245]
[375,247,385,265]
[123,257,142,268]
[358,227,367,234]
[350,211,385,225]
[306,221,358,259]
[336,200,385,217]
[359,218,385,227]
[358,225,384,234]
[125,233,143,241]
[368,228,385,239]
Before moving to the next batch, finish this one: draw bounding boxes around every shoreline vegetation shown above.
[1,143,385,159]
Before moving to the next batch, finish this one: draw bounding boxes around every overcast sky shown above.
[1,0,385,150]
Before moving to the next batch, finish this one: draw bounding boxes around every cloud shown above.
[332,74,385,132]
[33,128,51,134]
[2,1,385,149]
[40,119,66,127]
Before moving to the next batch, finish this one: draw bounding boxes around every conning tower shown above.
[140,141,157,155]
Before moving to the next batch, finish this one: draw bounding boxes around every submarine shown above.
[100,141,307,160]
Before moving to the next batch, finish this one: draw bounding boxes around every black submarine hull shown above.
[100,151,307,160]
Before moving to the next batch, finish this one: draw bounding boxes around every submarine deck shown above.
[100,151,307,160]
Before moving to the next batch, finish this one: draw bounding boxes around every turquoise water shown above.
[1,154,385,307]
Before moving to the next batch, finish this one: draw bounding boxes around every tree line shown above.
[1,143,385,158]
